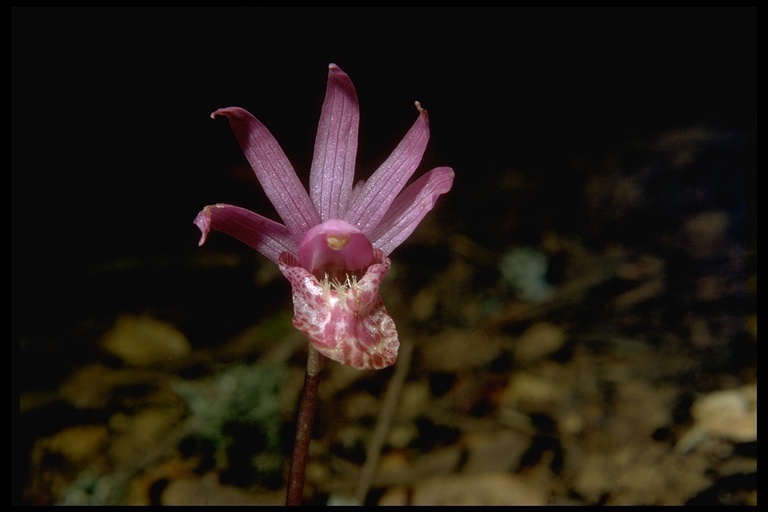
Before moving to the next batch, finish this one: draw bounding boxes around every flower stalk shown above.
[285,346,323,506]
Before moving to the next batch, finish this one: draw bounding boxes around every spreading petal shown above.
[278,250,399,370]
[194,203,297,263]
[309,64,359,221]
[344,103,430,236]
[371,166,455,255]
[211,107,320,240]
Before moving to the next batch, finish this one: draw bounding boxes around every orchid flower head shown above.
[194,64,454,370]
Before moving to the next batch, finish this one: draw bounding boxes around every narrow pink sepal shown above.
[309,64,359,221]
[278,250,399,370]
[344,104,430,236]
[371,166,455,255]
[194,203,297,263]
[211,107,320,240]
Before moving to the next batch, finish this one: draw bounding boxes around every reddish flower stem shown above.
[285,347,323,506]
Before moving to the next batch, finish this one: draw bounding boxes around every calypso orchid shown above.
[194,64,454,370]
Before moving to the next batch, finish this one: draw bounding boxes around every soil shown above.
[16,124,756,505]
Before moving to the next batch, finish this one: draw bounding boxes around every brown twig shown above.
[285,346,323,506]
[354,337,414,504]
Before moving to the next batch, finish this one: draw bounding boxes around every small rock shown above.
[682,210,730,259]
[162,472,280,505]
[691,385,757,443]
[500,371,565,414]
[420,329,504,372]
[395,381,431,421]
[513,322,566,363]
[34,425,109,464]
[379,472,549,505]
[101,314,191,366]
[461,429,531,474]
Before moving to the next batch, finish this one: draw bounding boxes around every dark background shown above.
[12,6,756,385]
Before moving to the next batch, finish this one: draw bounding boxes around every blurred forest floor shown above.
[16,124,756,505]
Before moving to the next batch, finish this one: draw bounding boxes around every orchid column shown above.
[194,64,454,504]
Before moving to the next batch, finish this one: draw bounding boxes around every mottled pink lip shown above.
[194,64,454,370]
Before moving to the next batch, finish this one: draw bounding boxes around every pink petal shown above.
[194,203,297,263]
[309,64,359,221]
[278,250,399,370]
[344,103,430,236]
[371,166,455,255]
[211,107,320,241]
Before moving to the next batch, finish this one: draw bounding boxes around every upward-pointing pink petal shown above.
[344,103,430,236]
[309,64,360,221]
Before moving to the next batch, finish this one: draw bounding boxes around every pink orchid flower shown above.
[194,64,454,370]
